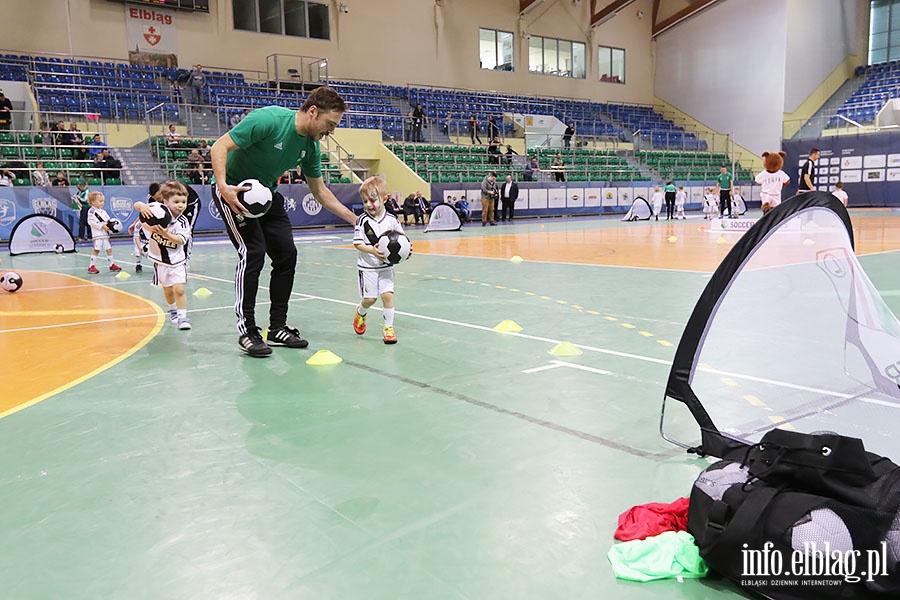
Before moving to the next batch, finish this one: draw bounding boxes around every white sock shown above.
[383,308,394,327]
[357,304,368,316]
[177,309,187,319]
[168,302,177,312]
[90,256,96,266]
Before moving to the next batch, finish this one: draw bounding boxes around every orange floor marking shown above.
[0,271,163,416]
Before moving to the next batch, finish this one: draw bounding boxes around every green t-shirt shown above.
[664,183,677,193]
[226,105,323,191]
[715,172,732,190]
[71,188,87,210]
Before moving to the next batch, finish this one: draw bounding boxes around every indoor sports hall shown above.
[2,0,900,598]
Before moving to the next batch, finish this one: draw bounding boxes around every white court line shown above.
[0,312,159,334]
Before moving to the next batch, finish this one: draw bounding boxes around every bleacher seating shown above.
[0,132,121,185]
[636,150,753,182]
[832,60,900,126]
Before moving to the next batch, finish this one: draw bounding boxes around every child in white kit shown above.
[127,182,161,273]
[832,181,849,207]
[86,191,122,273]
[650,186,664,221]
[674,186,687,220]
[134,181,193,330]
[703,188,718,219]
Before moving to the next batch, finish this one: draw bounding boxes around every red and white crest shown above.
[143,25,161,46]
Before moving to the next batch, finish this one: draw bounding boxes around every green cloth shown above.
[608,530,708,582]
[664,183,677,193]
[226,105,323,191]
[715,172,732,190]
[71,188,88,210]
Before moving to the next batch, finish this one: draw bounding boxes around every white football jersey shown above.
[354,211,404,270]
[87,206,112,239]
[145,214,191,265]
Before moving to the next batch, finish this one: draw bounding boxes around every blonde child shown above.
[703,187,718,219]
[832,181,848,207]
[674,185,687,220]
[86,191,122,273]
[134,181,193,330]
[650,186,664,221]
[352,175,408,344]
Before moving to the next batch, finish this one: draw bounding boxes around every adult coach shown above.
[210,87,357,358]
[714,165,732,218]
[798,147,820,193]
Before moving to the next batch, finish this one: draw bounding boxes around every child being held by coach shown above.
[351,175,409,345]
[86,191,122,273]
[127,182,161,273]
[134,180,193,330]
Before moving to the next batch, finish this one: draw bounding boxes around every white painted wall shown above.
[654,0,788,155]
[784,0,858,112]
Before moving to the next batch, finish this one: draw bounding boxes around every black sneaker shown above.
[239,328,273,357]
[135,264,142,273]
[266,325,309,348]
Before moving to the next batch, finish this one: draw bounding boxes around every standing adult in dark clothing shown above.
[798,148,820,193]
[480,172,498,227]
[0,93,12,131]
[412,104,426,142]
[664,180,677,220]
[487,115,500,142]
[562,123,575,148]
[487,138,502,164]
[468,115,482,145]
[499,175,518,221]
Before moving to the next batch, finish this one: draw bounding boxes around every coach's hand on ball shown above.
[220,183,252,216]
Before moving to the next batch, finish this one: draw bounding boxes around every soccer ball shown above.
[376,230,412,265]
[237,178,273,218]
[140,202,172,228]
[54,243,64,254]
[0,271,23,292]
[106,218,122,234]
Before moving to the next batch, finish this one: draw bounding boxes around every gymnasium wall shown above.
[4,0,655,104]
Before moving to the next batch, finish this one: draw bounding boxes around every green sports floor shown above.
[1,212,897,600]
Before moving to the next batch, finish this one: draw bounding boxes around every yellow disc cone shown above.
[306,349,343,366]
[549,341,583,357]
[667,235,678,243]
[716,236,726,244]
[510,255,524,263]
[115,271,131,280]
[193,287,213,297]
[493,320,523,333]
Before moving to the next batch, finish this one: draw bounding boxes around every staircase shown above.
[118,144,169,187]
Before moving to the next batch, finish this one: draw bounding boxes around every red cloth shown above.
[614,497,690,541]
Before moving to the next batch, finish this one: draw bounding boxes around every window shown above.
[598,45,625,84]
[480,28,514,71]
[866,0,900,64]
[233,0,329,39]
[527,35,586,79]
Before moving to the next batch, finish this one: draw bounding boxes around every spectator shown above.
[402,192,423,225]
[0,167,13,186]
[385,194,401,217]
[188,162,209,185]
[457,195,471,222]
[499,174,518,221]
[165,124,182,148]
[67,123,86,159]
[53,121,67,145]
[229,111,243,129]
[52,171,70,187]
[185,64,206,112]
[487,115,500,141]
[39,122,53,146]
[289,164,305,183]
[415,191,431,220]
[94,149,122,182]
[0,92,12,131]
[562,122,575,148]
[480,171,498,227]
[32,162,51,187]
[467,115,482,145]
[404,111,414,142]
[412,103,426,142]
[503,144,518,166]
[197,139,211,167]
[487,138,502,165]
[187,149,202,169]
[551,153,566,182]
[522,156,539,181]
[441,112,452,135]
[88,133,107,158]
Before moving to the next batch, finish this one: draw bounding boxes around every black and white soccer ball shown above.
[0,271,23,292]
[376,230,412,265]
[237,178,273,218]
[106,218,122,234]
[140,202,172,228]
[54,243,64,254]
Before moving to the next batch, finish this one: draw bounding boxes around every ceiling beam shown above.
[652,0,720,37]
[519,0,543,15]
[590,0,637,28]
